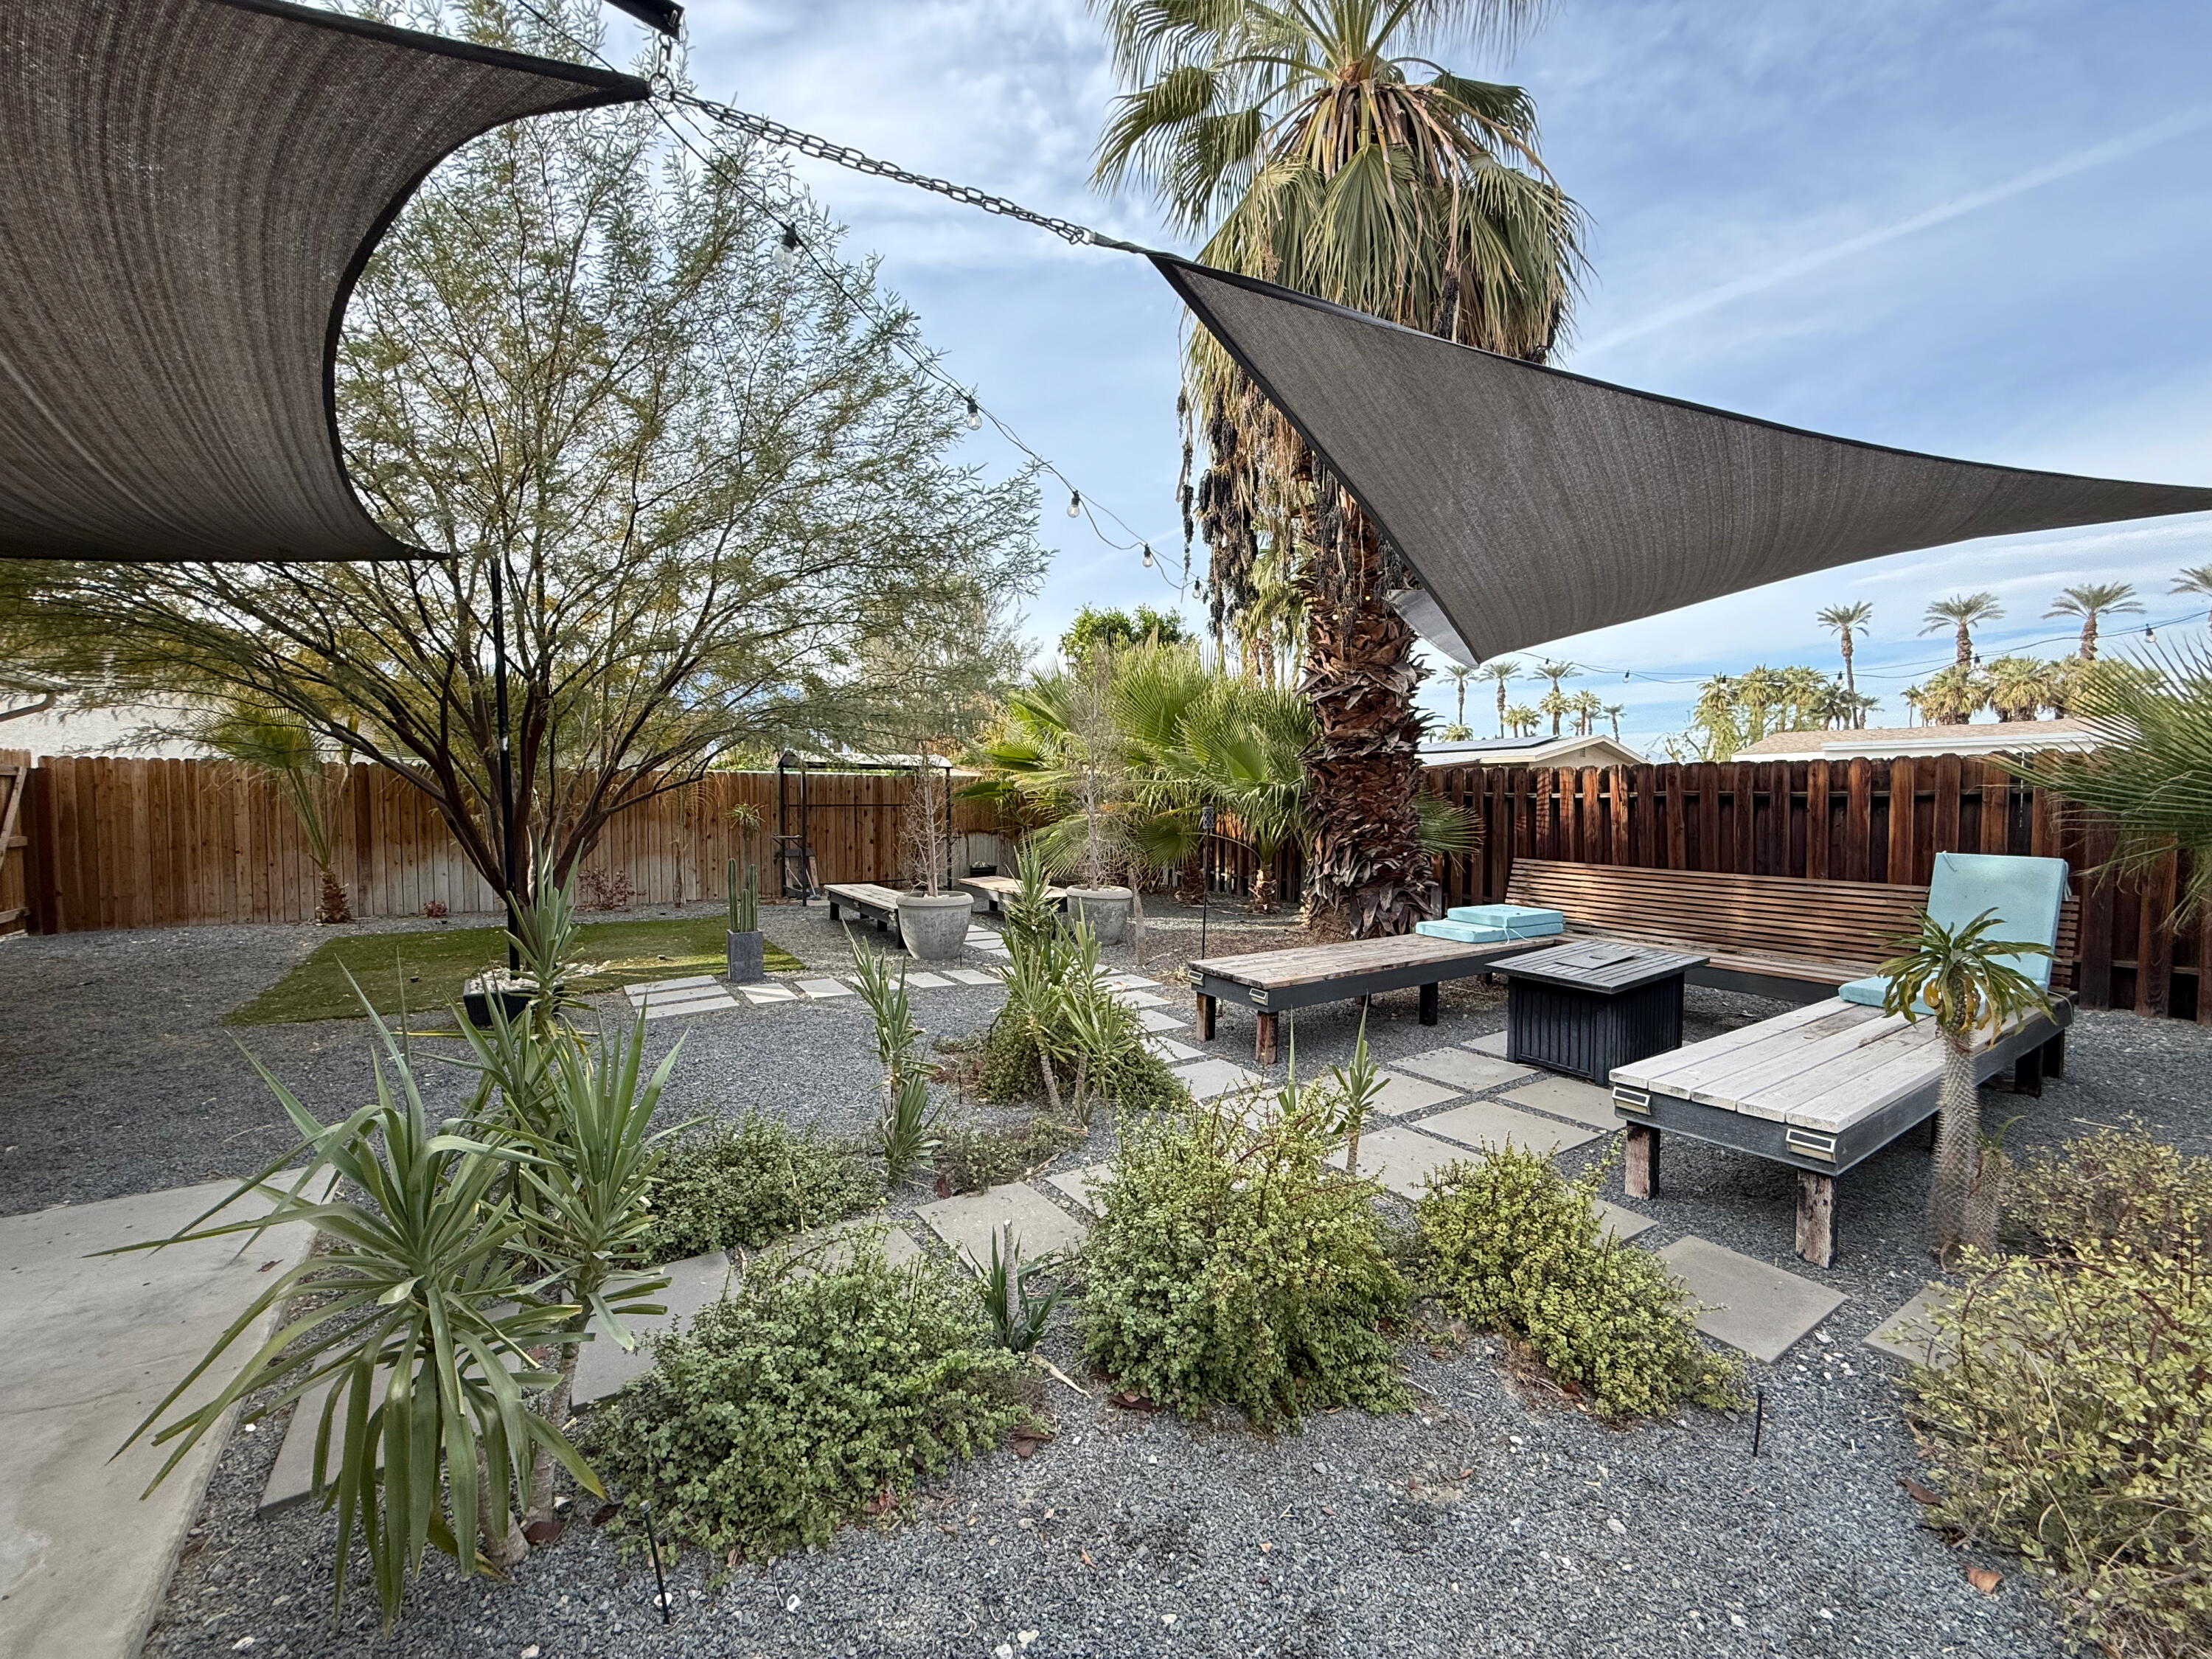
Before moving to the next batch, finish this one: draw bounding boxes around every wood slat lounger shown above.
[1504,859,2080,1004]
[1609,995,2072,1267]
[956,874,1065,914]
[824,882,903,937]
[1186,934,1540,1063]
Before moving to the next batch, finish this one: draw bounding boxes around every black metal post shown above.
[1750,1385,1767,1458]
[1198,804,1214,957]
[489,556,519,970]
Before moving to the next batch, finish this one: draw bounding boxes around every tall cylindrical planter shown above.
[896,891,973,962]
[1066,886,1134,945]
[726,929,765,984]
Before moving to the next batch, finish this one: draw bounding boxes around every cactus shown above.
[727,857,759,933]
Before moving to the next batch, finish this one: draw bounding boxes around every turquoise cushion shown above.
[1925,852,2069,989]
[1416,919,1509,945]
[1445,905,1565,936]
[1838,975,1890,1008]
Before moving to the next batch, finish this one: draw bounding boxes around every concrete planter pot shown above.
[726,929,765,984]
[896,891,973,961]
[1066,885,1134,945]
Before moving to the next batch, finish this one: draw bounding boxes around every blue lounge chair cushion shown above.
[1416,919,1509,945]
[1444,904,1565,937]
[1925,852,2070,989]
[1837,975,1891,1008]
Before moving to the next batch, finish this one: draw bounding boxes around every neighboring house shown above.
[1420,732,1646,769]
[0,692,209,759]
[1731,718,2101,763]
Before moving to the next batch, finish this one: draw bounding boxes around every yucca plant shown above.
[848,929,921,1084]
[1329,1015,1385,1180]
[972,1222,1064,1354]
[880,1065,942,1187]
[499,874,600,1023]
[1879,910,2051,1261]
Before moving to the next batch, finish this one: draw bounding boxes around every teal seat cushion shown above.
[1445,904,1565,936]
[1416,919,1509,945]
[1837,975,1889,1008]
[1925,852,2069,989]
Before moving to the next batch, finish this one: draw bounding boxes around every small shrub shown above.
[935,1113,1083,1194]
[1078,1088,1408,1426]
[1418,1147,1740,1418]
[639,1114,880,1259]
[582,1238,1031,1562]
[2007,1123,2212,1264]
[421,897,448,919]
[577,868,636,911]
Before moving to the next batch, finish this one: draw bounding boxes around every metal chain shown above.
[672,93,1144,254]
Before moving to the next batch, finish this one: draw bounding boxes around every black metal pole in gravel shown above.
[1751,1386,1767,1458]
[642,1444,673,1624]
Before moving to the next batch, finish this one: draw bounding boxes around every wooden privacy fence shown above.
[10,757,998,935]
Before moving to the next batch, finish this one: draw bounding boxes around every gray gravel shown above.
[10,902,2207,1656]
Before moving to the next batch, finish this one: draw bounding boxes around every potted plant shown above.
[894,757,973,961]
[725,856,765,983]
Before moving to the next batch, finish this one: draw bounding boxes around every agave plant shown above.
[1879,910,2051,1261]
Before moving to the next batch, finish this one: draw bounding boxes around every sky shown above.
[601,0,2212,754]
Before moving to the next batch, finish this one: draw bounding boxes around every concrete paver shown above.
[1498,1075,1625,1133]
[1463,1030,1512,1057]
[1863,1284,1957,1367]
[1367,1070,1461,1117]
[1596,1200,1658,1242]
[1169,1057,1266,1102]
[945,967,999,985]
[1133,1007,1186,1033]
[918,1182,1088,1263]
[1416,1098,1599,1159]
[1393,1047,1537,1092]
[903,971,953,989]
[1331,1124,1471,1200]
[1655,1237,1848,1363]
[1143,1034,1203,1063]
[1045,1163,1115,1217]
[794,977,852,997]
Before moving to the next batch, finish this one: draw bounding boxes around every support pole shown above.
[489,554,519,970]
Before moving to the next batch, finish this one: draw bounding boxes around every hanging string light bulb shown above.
[2146,624,2157,640]
[775,223,802,267]
[1067,490,1082,518]
[1141,544,1154,568]
[963,393,981,431]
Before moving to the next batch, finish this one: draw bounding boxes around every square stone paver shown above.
[626,975,717,998]
[1367,1070,1461,1117]
[1499,1075,1624,1133]
[777,1219,924,1280]
[795,978,852,998]
[1417,1098,1599,1158]
[1046,1162,1115,1217]
[945,967,999,985]
[1134,1007,1186,1033]
[1656,1237,1848,1363]
[642,991,737,1019]
[1331,1124,1471,1200]
[739,983,798,1005]
[573,1250,740,1405]
[1105,974,1161,990]
[1463,1029,1512,1057]
[1393,1048,1536,1092]
[1863,1285,1958,1367]
[1170,1057,1266,1102]
[1143,1033,1203,1063]
[1597,1201,1657,1242]
[904,971,953,989]
[918,1181,1088,1264]
[1110,989,1171,1009]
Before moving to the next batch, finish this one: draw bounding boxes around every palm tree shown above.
[2043,582,2141,661]
[1816,601,1874,695]
[1571,689,1604,736]
[1531,660,1579,735]
[1604,703,1625,741]
[1476,658,1519,737]
[1916,664,1987,726]
[1176,678,1314,913]
[1093,0,1581,938]
[197,701,352,923]
[1443,661,1477,731]
[1921,592,2004,667]
[1878,909,2050,1261]
[1503,702,1540,737]
[2172,564,2212,606]
[1986,655,2056,723]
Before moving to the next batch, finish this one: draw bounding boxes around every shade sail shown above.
[0,0,646,562]
[1156,256,2212,663]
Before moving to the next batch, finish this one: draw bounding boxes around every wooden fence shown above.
[12,757,998,934]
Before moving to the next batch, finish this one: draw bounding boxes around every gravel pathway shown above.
[10,903,2208,1656]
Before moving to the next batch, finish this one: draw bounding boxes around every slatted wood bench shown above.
[1186,934,1540,1063]
[824,882,903,937]
[956,874,1065,914]
[1610,995,2072,1267]
[1503,859,2079,1005]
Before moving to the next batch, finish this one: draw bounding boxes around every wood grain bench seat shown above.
[1503,860,2079,1005]
[1608,995,2073,1267]
[824,882,903,936]
[956,874,1065,914]
[1186,934,1539,1063]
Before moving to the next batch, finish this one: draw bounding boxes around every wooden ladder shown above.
[0,759,25,933]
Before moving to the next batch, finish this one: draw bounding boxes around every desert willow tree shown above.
[1094,0,1582,936]
[0,1,1039,916]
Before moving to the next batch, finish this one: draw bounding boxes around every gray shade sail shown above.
[1157,256,2212,662]
[0,0,646,563]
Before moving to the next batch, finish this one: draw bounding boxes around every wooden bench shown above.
[824,882,903,937]
[1186,934,1540,1063]
[1609,995,2072,1267]
[1503,860,2079,1004]
[956,874,1063,914]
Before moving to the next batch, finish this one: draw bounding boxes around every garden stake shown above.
[643,1444,673,1624]
[1750,1387,1766,1458]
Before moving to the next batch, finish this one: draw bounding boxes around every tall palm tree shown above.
[1604,702,1625,741]
[2043,582,2141,661]
[1571,689,1604,736]
[1816,601,1874,695]
[1921,592,2004,667]
[1443,661,1476,730]
[1532,659,1579,735]
[1503,702,1539,737]
[1093,0,1581,938]
[2173,563,2212,605]
[1476,658,1519,736]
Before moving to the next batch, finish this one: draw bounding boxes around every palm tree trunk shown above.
[1955,625,1972,668]
[1250,861,1279,914]
[1840,635,1855,696]
[1297,494,1438,940]
[2080,615,2098,662]
[1175,844,1207,907]
[1927,1030,1980,1262]
[1495,683,1507,737]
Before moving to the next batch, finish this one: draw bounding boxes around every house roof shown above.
[1731,720,2101,762]
[1420,733,1644,768]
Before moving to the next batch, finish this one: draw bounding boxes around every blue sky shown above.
[612,0,2212,753]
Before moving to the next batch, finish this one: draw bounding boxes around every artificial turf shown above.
[225,915,804,1026]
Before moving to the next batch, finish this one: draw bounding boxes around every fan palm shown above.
[1816,601,1874,695]
[1878,911,2050,1261]
[2043,582,2141,662]
[1477,658,1518,736]
[1094,0,1581,938]
[1178,678,1314,911]
[1921,592,2004,667]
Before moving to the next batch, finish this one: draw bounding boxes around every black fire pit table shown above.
[1496,939,1708,1082]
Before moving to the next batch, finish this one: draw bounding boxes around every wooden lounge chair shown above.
[1187,934,1540,1063]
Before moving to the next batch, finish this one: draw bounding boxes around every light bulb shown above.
[1142,545,1154,568]
[775,223,801,268]
[964,395,981,431]
[2146,625,2157,639]
[1067,490,1082,518]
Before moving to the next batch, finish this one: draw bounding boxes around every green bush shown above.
[639,1114,880,1259]
[1905,1130,2212,1656]
[582,1237,1031,1562]
[1417,1147,1740,1418]
[1077,1089,1408,1426]
[935,1113,1085,1194]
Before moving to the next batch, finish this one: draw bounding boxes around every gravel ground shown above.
[9,902,2208,1657]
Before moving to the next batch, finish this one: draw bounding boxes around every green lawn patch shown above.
[226,917,804,1026]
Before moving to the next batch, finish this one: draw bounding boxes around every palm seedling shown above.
[198,700,352,922]
[1879,910,2051,1261]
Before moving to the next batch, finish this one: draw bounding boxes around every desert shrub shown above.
[935,1113,1085,1194]
[639,1114,880,1259]
[978,924,1184,1116]
[1903,1130,2212,1656]
[582,1238,1031,1562]
[1077,1086,1408,1426]
[1418,1147,1740,1418]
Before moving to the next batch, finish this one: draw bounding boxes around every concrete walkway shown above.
[0,1180,316,1659]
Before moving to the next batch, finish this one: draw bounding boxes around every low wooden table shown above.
[1187,934,1540,1064]
[824,882,902,937]
[956,874,1065,914]
[1495,939,1706,1082]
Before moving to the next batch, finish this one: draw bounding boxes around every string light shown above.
[1067,490,1082,519]
[1141,544,1154,567]
[775,222,802,267]
[963,393,981,431]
